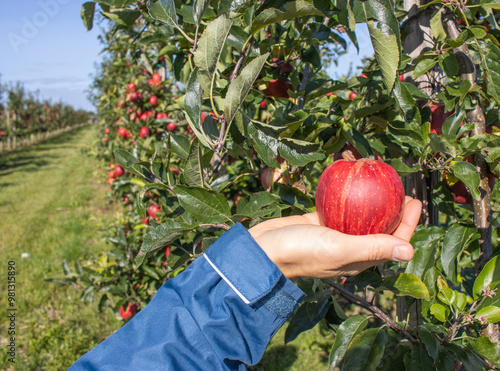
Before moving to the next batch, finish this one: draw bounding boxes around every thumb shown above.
[334,233,414,265]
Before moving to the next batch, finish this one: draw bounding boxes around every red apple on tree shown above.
[149,96,158,106]
[166,122,177,132]
[139,126,150,138]
[430,104,451,135]
[119,302,139,320]
[148,204,161,219]
[315,152,405,235]
[152,73,162,84]
[127,83,136,92]
[261,167,288,192]
[264,79,294,99]
[118,127,128,137]
[114,165,124,177]
[444,169,496,204]
[349,92,358,100]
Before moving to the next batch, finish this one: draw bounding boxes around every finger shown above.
[392,199,422,241]
[333,232,414,265]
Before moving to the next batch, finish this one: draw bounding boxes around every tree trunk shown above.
[398,0,440,327]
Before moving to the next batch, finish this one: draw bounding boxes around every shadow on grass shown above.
[0,126,88,175]
[248,345,299,371]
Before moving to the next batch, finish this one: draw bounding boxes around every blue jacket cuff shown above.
[204,223,304,317]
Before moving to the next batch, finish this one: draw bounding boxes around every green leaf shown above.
[478,39,500,105]
[136,220,192,267]
[251,1,324,34]
[272,183,315,212]
[98,294,109,313]
[418,324,440,360]
[451,161,481,200]
[147,0,178,27]
[439,52,459,79]
[278,138,325,167]
[404,344,437,370]
[393,81,421,125]
[184,70,211,148]
[476,306,500,323]
[183,138,204,188]
[194,15,233,94]
[235,191,279,218]
[406,239,438,280]
[193,0,210,24]
[136,183,171,218]
[343,328,386,371]
[225,53,269,127]
[413,58,438,79]
[385,158,421,177]
[473,255,500,299]
[381,273,430,300]
[102,9,141,27]
[355,0,400,92]
[174,185,231,224]
[114,149,151,179]
[442,108,466,136]
[437,276,455,305]
[247,122,280,168]
[469,336,500,367]
[81,2,96,31]
[169,134,191,159]
[430,8,447,41]
[453,293,467,314]
[329,315,369,369]
[444,342,488,371]
[285,290,330,343]
[430,303,449,322]
[441,224,478,283]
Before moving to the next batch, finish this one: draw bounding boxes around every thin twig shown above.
[230,39,254,81]
[297,63,310,110]
[325,280,419,345]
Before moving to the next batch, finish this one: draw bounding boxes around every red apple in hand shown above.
[315,152,405,235]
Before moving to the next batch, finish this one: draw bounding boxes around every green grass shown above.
[0,126,121,370]
[0,125,333,370]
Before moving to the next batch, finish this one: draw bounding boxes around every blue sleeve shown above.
[69,223,305,371]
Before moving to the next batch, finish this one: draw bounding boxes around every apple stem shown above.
[342,150,357,161]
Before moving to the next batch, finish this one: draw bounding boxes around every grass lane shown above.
[0,126,121,370]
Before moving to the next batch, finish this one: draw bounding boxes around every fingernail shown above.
[393,245,413,262]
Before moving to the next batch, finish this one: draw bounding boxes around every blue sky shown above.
[0,0,102,111]
[0,1,373,112]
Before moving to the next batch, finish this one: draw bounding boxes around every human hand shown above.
[248,196,422,279]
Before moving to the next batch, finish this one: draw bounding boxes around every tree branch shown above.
[325,280,419,345]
